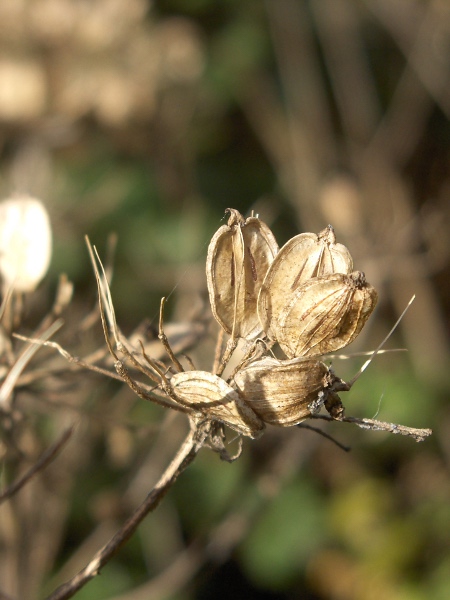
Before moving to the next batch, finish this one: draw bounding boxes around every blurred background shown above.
[0,0,449,599]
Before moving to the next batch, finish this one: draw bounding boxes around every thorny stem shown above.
[310,414,432,442]
[45,418,210,600]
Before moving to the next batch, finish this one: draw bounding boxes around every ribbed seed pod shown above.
[171,370,265,438]
[233,356,338,426]
[273,271,378,358]
[258,225,352,337]
[206,208,278,340]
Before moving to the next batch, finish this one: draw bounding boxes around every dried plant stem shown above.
[297,423,351,451]
[45,418,209,600]
[212,327,225,374]
[215,337,237,377]
[0,426,75,504]
[310,414,432,442]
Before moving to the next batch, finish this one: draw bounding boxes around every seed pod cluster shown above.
[164,210,378,439]
[258,224,353,339]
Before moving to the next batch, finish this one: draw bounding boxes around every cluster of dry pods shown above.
[92,208,383,445]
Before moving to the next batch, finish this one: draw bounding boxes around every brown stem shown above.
[310,414,432,442]
[0,427,75,504]
[45,418,209,600]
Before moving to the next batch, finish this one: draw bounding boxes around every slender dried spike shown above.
[212,327,225,374]
[274,271,378,358]
[85,238,118,360]
[138,339,173,386]
[258,225,353,337]
[114,361,189,414]
[214,337,238,377]
[206,208,278,341]
[159,297,183,373]
[348,295,415,387]
[88,239,165,388]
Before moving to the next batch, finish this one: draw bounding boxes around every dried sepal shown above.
[258,225,352,337]
[274,271,378,358]
[171,370,265,438]
[233,356,335,427]
[206,208,278,340]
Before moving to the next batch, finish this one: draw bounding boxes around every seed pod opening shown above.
[258,225,353,338]
[206,208,278,340]
[233,356,335,427]
[171,370,265,438]
[273,271,378,358]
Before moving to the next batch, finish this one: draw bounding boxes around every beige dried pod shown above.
[233,356,338,426]
[274,271,378,358]
[258,225,353,337]
[206,208,278,340]
[171,370,265,438]
[0,195,52,293]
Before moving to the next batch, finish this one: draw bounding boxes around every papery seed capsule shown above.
[258,225,353,338]
[171,370,265,438]
[206,208,279,340]
[274,271,378,358]
[233,356,342,426]
[0,195,52,293]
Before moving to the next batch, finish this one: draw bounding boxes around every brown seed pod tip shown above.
[349,271,368,288]
[318,224,336,244]
[225,208,245,227]
[324,390,345,419]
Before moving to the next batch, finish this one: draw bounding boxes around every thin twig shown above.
[12,334,125,383]
[0,320,64,410]
[297,423,351,452]
[0,426,75,504]
[45,418,210,600]
[310,414,432,442]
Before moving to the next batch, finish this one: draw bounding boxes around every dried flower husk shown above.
[206,208,278,340]
[233,356,337,426]
[274,271,378,358]
[258,225,353,337]
[171,370,265,438]
[0,195,52,293]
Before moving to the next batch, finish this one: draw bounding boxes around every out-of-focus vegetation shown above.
[0,1,449,599]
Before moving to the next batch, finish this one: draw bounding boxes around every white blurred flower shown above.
[0,196,52,293]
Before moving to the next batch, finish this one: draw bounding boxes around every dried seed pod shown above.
[171,370,265,438]
[258,225,352,337]
[206,208,278,340]
[233,356,338,426]
[273,271,378,358]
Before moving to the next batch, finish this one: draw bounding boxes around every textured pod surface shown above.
[206,208,278,340]
[171,370,265,438]
[258,225,352,337]
[233,356,330,427]
[274,271,378,358]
